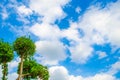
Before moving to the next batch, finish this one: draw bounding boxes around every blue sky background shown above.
[0,0,120,80]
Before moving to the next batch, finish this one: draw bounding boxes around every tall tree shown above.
[0,40,13,80]
[18,58,49,80]
[13,36,35,80]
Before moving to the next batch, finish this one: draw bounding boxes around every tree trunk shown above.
[17,55,24,80]
[2,62,8,80]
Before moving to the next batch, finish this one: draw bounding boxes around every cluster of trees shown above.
[0,36,49,80]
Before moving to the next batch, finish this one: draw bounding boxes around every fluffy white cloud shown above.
[49,66,69,80]
[30,23,61,40]
[29,0,70,23]
[17,5,32,16]
[70,42,93,64]
[35,40,67,65]
[78,1,120,46]
[30,23,68,65]
[62,22,94,64]
[62,22,80,42]
[65,0,120,63]
[49,66,117,80]
[49,66,84,80]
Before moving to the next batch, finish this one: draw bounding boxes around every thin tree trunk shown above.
[2,62,7,80]
[17,55,24,80]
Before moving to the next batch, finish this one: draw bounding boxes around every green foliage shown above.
[13,36,36,80]
[0,37,49,80]
[0,40,13,63]
[31,64,49,80]
[13,36,36,57]
[18,58,49,80]
[0,39,13,80]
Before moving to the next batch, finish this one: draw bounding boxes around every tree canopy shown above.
[18,58,49,80]
[0,40,13,63]
[0,39,14,80]
[13,36,36,80]
[0,37,49,80]
[13,36,36,58]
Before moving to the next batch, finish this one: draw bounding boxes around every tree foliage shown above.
[13,36,36,80]
[18,58,49,80]
[13,36,36,58]
[0,37,49,80]
[0,40,13,63]
[31,62,49,80]
[0,40,13,80]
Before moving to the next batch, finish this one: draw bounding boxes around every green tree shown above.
[0,40,14,80]
[31,64,49,80]
[18,58,37,80]
[13,36,36,80]
[18,58,49,80]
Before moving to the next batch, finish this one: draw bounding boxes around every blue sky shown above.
[0,0,120,80]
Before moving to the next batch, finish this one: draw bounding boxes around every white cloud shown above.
[70,42,93,64]
[69,75,83,80]
[17,5,32,16]
[49,66,69,80]
[30,23,61,40]
[62,22,80,42]
[78,1,120,46]
[61,22,94,64]
[35,40,67,65]
[49,66,83,80]
[78,9,109,45]
[64,0,120,64]
[29,0,70,23]
[85,73,116,80]
[49,66,117,80]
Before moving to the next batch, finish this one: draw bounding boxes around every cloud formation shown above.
[49,65,117,80]
[29,0,70,23]
[35,40,67,65]
[17,5,32,16]
[29,0,120,65]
